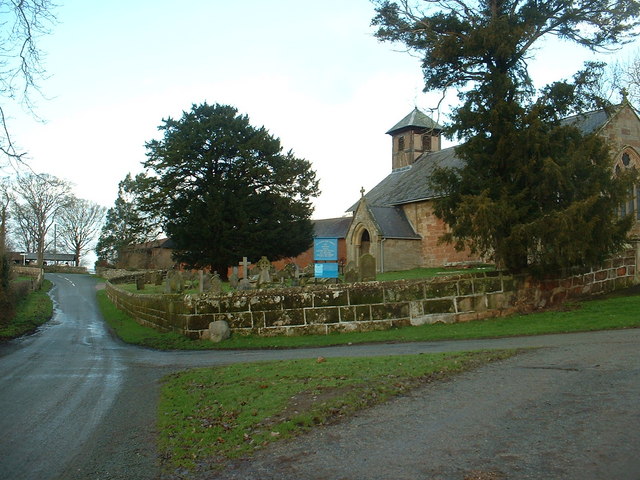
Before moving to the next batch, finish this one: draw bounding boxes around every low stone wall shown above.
[44,265,88,274]
[104,249,638,339]
[12,266,44,290]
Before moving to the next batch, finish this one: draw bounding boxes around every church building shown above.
[344,101,640,272]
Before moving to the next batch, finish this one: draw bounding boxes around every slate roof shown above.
[560,108,612,135]
[354,105,620,214]
[10,252,77,262]
[313,217,352,238]
[386,107,443,135]
[368,206,421,239]
[349,146,462,211]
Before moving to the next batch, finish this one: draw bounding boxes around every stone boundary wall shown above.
[44,265,88,274]
[12,266,44,290]
[104,249,638,339]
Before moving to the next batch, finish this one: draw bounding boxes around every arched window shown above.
[398,136,405,151]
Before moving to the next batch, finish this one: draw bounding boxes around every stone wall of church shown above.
[602,104,640,151]
[380,238,423,272]
[402,201,482,267]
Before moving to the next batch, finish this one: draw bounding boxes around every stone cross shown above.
[239,257,251,279]
[256,256,271,285]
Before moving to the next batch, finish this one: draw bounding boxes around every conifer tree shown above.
[373,0,640,272]
[138,103,319,277]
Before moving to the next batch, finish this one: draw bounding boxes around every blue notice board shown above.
[314,238,338,261]
[314,262,339,278]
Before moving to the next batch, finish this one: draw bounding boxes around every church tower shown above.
[386,108,443,170]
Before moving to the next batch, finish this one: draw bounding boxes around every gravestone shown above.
[291,263,302,287]
[256,256,272,285]
[135,276,145,290]
[344,261,359,283]
[166,271,184,293]
[209,272,223,295]
[359,254,376,282]
[229,267,239,289]
[238,257,251,290]
[199,270,206,293]
[154,271,164,286]
[200,271,210,293]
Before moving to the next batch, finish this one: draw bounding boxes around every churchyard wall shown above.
[104,248,638,339]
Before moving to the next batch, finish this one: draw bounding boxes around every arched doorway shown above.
[359,229,370,257]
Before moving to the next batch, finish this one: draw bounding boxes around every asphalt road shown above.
[1,273,639,479]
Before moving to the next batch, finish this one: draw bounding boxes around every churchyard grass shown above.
[158,349,519,471]
[97,287,640,350]
[375,265,494,281]
[0,279,53,340]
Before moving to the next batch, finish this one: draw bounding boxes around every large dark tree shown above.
[373,0,640,273]
[138,102,320,277]
[96,173,159,266]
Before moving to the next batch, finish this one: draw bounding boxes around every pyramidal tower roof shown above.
[386,107,443,135]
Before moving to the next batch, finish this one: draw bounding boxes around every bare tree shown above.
[623,52,640,105]
[0,1,57,168]
[13,172,70,265]
[0,178,11,248]
[57,197,106,266]
[12,201,38,252]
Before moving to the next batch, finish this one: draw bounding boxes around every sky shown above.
[7,0,640,224]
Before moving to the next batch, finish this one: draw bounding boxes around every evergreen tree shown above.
[373,0,640,272]
[138,102,320,277]
[96,174,159,266]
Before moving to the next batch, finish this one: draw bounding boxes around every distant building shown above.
[9,252,78,266]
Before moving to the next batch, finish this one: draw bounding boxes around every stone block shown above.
[281,292,313,309]
[457,279,474,296]
[474,277,502,293]
[355,305,371,322]
[348,284,384,305]
[339,306,356,322]
[423,298,455,314]
[425,281,458,298]
[193,300,220,315]
[384,282,425,302]
[264,309,304,327]
[213,312,253,329]
[371,302,409,321]
[219,295,250,313]
[305,307,340,325]
[594,270,609,281]
[410,312,455,326]
[313,289,349,307]
[249,294,284,311]
[188,314,215,331]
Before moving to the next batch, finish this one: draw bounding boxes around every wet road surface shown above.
[1,273,639,479]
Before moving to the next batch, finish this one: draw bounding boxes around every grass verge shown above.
[0,279,53,340]
[98,288,640,350]
[158,349,519,473]
[97,289,213,350]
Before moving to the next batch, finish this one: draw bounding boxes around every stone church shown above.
[344,101,640,272]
